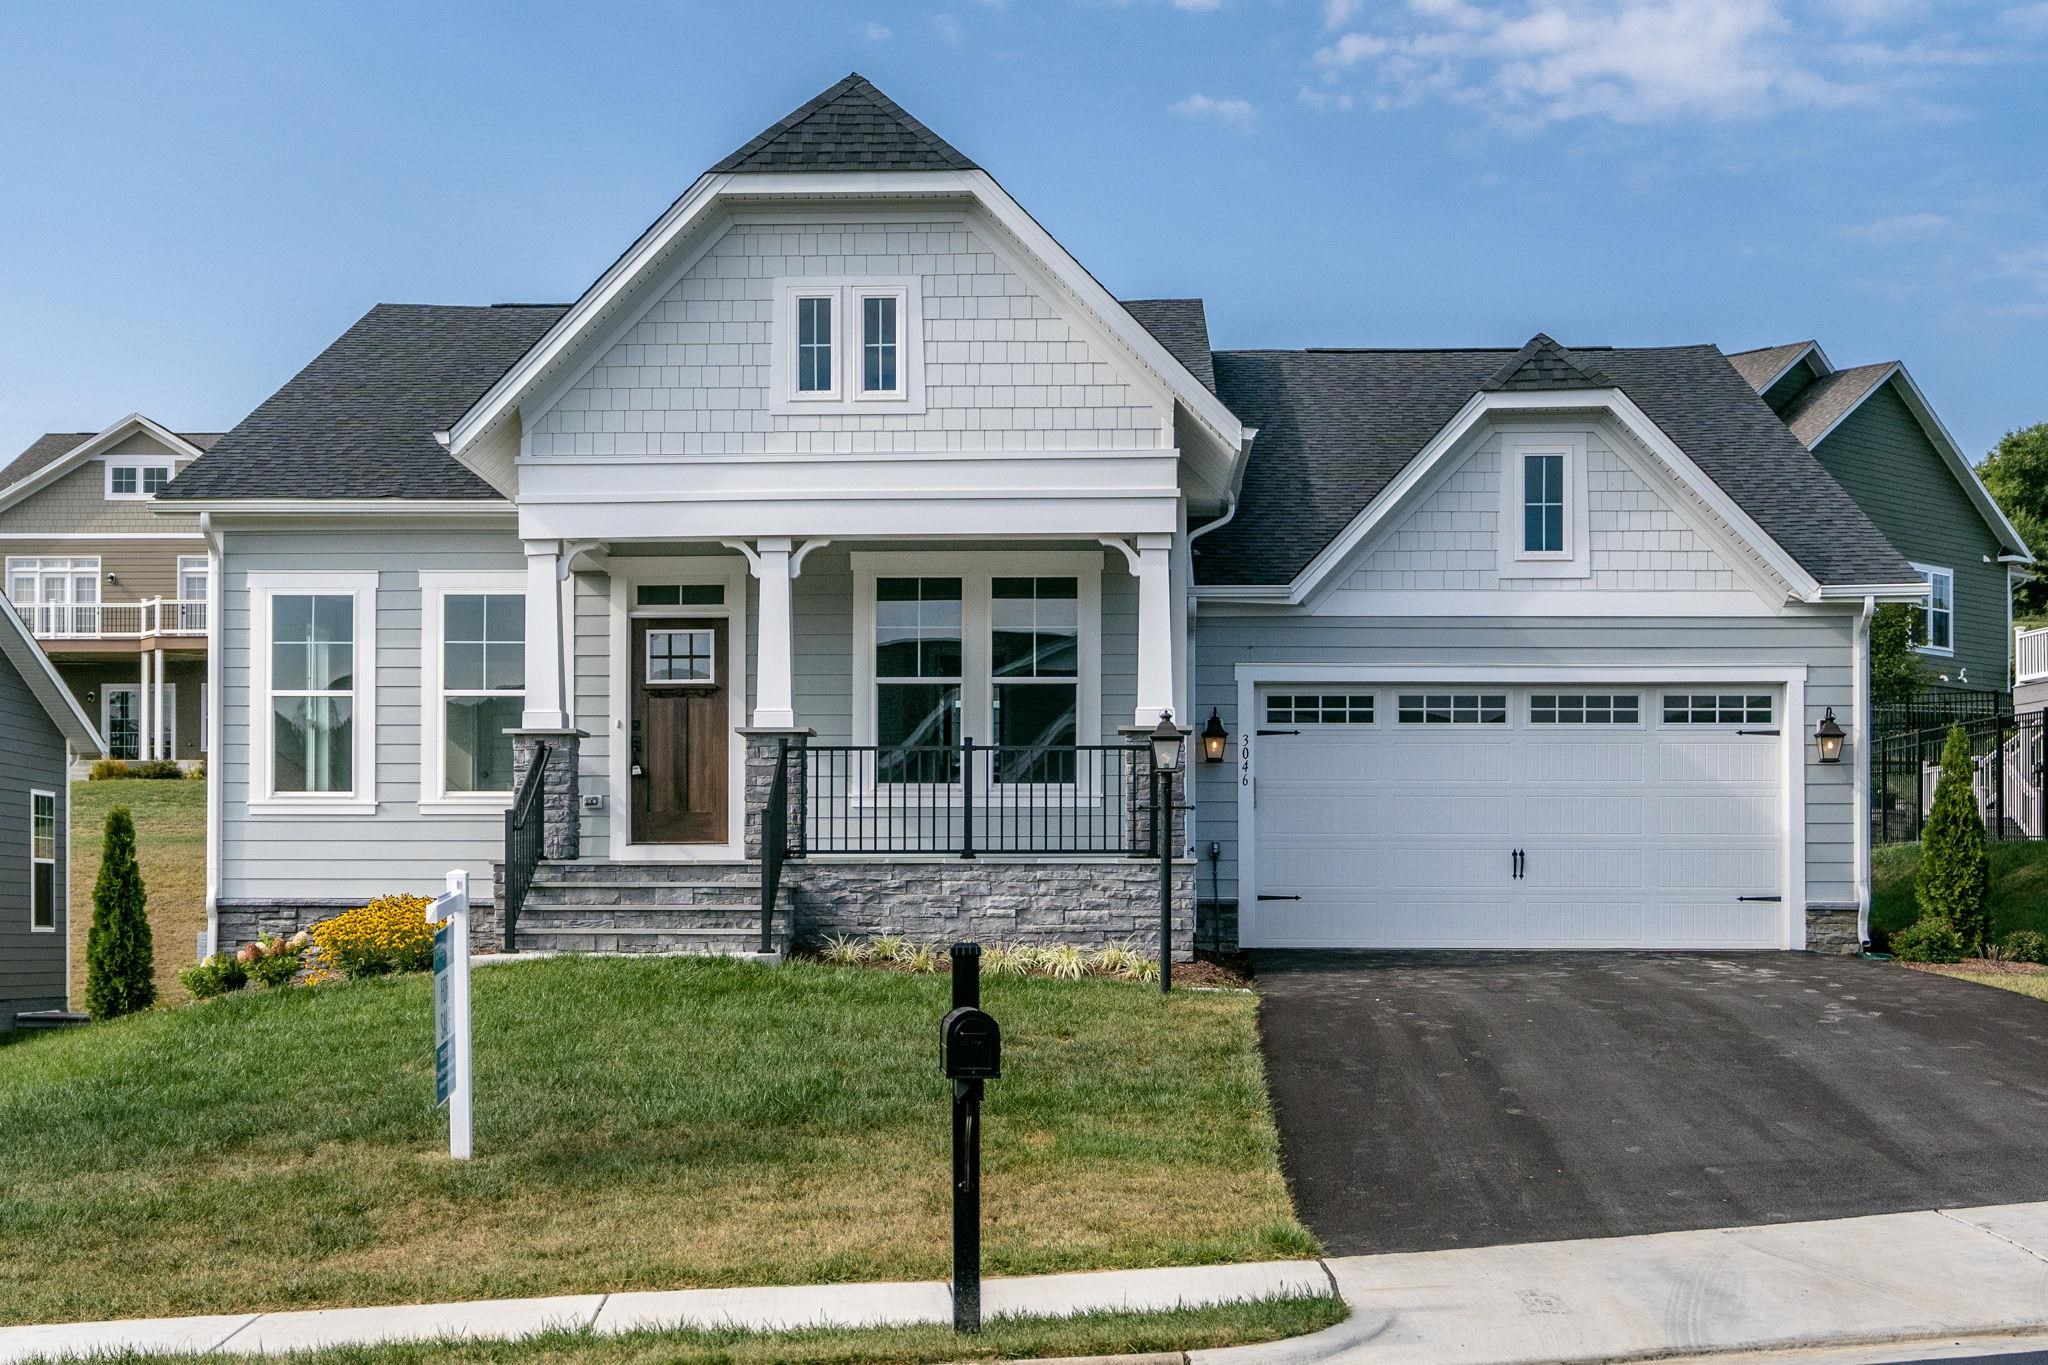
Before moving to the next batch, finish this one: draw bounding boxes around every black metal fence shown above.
[1875,688,2008,739]
[1873,711,2047,846]
[501,743,549,951]
[800,740,1149,856]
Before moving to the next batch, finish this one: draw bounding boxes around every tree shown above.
[1916,724,1991,954]
[85,805,155,1021]
[1979,422,2048,617]
[1870,603,1928,709]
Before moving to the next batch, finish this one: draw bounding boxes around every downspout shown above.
[1855,594,1875,950]
[201,512,224,958]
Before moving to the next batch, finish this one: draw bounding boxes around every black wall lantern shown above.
[1815,707,1845,763]
[1200,707,1229,764]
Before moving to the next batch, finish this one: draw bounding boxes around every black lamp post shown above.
[1149,709,1184,994]
[1200,707,1229,764]
[1816,707,1846,764]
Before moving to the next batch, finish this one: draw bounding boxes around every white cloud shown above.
[1172,0,1227,9]
[1298,84,1357,111]
[1998,244,2048,293]
[1845,212,1953,242]
[1170,93,1258,127]
[931,11,965,43]
[1323,0,1359,27]
[861,20,892,40]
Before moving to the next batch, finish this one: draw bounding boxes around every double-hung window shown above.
[252,573,376,814]
[420,574,525,810]
[776,280,921,410]
[1910,563,1954,655]
[29,790,56,932]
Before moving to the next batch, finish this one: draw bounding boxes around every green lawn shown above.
[1870,838,2048,945]
[0,955,1313,1326]
[68,778,207,1007]
[13,1298,1347,1365]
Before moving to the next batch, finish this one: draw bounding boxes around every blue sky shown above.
[3,0,2045,463]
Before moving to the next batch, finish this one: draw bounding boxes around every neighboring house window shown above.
[857,553,1102,786]
[1662,694,1772,724]
[251,572,377,814]
[419,573,523,811]
[105,460,174,499]
[1523,453,1566,554]
[1397,693,1508,724]
[1910,563,1954,655]
[102,685,174,761]
[1530,693,1640,724]
[29,790,56,932]
[775,279,923,411]
[1497,432,1590,578]
[6,557,100,637]
[177,556,209,633]
[1267,694,1374,724]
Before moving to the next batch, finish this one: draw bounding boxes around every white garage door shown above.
[1247,686,1786,949]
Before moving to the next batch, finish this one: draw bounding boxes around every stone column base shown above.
[1805,905,1863,955]
[510,729,586,863]
[739,728,812,859]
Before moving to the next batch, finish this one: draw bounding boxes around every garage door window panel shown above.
[1267,694,1373,725]
[1662,694,1772,725]
[1531,693,1640,724]
[1398,693,1508,725]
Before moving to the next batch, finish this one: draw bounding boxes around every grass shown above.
[0,955,1312,1326]
[1938,971,2048,1003]
[1870,838,2048,945]
[68,777,207,1008]
[15,1297,1346,1365]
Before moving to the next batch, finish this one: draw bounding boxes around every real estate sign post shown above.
[430,870,474,1160]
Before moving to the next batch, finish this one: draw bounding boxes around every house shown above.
[0,416,217,768]
[1729,343,2030,703]
[0,588,105,1027]
[158,74,1931,958]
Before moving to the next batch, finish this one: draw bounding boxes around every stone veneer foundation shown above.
[1804,905,1863,955]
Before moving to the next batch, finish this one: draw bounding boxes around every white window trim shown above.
[851,551,1102,797]
[248,570,379,817]
[1910,562,1955,657]
[102,684,175,761]
[1496,431,1592,580]
[29,788,56,933]
[769,277,927,415]
[103,457,177,500]
[419,570,526,816]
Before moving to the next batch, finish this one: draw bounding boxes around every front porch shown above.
[498,535,1195,958]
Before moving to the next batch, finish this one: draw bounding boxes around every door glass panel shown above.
[645,629,715,683]
[106,689,140,761]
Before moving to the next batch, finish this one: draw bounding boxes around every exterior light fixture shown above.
[1149,709,1184,773]
[1816,707,1845,764]
[1200,707,1229,764]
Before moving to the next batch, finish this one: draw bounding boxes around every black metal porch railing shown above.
[801,740,1150,856]
[502,742,549,952]
[1874,710,2048,846]
[760,737,793,953]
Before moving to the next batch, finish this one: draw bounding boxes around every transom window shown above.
[1523,452,1566,554]
[1663,693,1773,725]
[635,584,725,608]
[1398,693,1508,725]
[875,576,963,781]
[106,461,173,499]
[30,790,55,932]
[5,557,99,637]
[1531,693,1640,724]
[646,629,717,684]
[796,295,834,394]
[442,594,525,793]
[270,595,356,794]
[1911,564,1954,654]
[1267,694,1374,725]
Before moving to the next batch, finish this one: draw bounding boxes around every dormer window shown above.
[1497,431,1590,579]
[106,459,174,499]
[774,279,923,413]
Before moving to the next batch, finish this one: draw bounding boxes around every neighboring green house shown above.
[1731,342,2032,697]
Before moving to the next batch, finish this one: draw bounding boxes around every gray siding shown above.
[1812,383,2008,688]
[217,529,524,904]
[0,459,203,536]
[0,536,206,605]
[1190,611,1858,908]
[0,650,68,1021]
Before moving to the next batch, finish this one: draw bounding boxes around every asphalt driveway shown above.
[1253,951,2048,1256]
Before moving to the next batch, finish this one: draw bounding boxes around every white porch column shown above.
[751,537,796,729]
[137,650,153,760]
[1133,532,1175,726]
[522,540,571,731]
[153,647,167,759]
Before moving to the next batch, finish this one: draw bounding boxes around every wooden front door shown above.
[630,617,729,844]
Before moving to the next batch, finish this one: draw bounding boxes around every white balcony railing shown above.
[9,597,207,641]
[2019,625,2048,685]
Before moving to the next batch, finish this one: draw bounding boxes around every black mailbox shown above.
[941,1006,1002,1081]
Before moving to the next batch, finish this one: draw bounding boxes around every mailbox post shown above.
[940,942,1001,1334]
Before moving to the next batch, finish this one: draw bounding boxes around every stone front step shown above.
[511,861,780,957]
[520,904,767,932]
[532,861,759,887]
[512,924,780,955]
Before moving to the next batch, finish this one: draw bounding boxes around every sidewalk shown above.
[8,1201,2048,1364]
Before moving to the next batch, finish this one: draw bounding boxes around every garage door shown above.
[1247,686,1785,949]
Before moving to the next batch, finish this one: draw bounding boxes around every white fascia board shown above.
[1749,341,1830,394]
[161,498,515,522]
[1886,367,2033,561]
[1206,589,1787,618]
[518,495,1181,542]
[0,598,105,753]
[0,414,207,515]
[1814,581,1930,602]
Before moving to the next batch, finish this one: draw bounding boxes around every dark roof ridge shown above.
[1481,333,1613,391]
[710,73,978,174]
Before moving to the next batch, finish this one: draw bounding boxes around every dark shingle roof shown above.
[1481,333,1610,391]
[1727,341,1815,394]
[160,304,568,502]
[1121,298,1216,396]
[710,74,978,174]
[0,428,221,490]
[1197,340,1916,589]
[1779,363,1896,449]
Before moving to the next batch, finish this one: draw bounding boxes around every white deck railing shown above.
[2019,625,2048,684]
[8,597,207,641]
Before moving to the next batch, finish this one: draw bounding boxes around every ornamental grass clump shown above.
[1916,724,1992,954]
[311,894,441,978]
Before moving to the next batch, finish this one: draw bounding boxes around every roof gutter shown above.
[201,512,224,958]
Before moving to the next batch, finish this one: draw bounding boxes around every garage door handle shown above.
[1256,729,1300,736]
[1511,848,1525,879]
[1737,895,1782,902]
[1736,729,1781,736]
[1256,894,1301,901]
